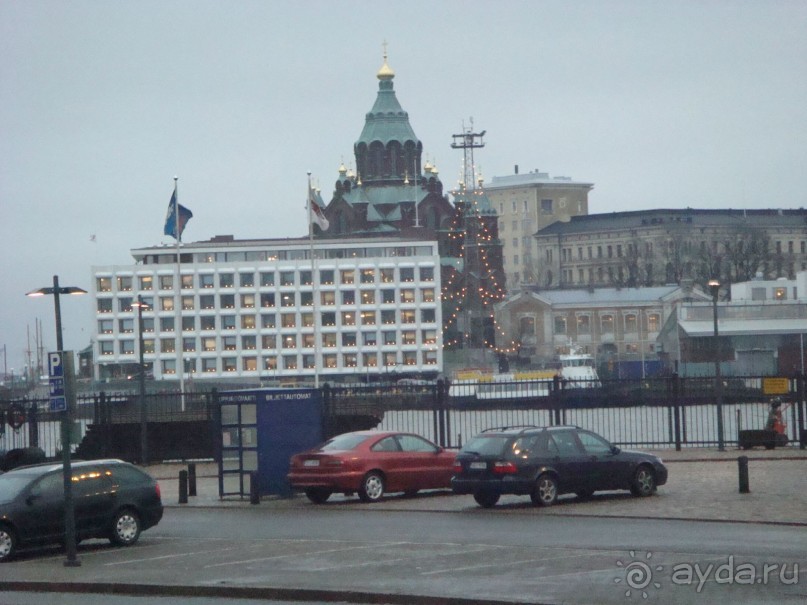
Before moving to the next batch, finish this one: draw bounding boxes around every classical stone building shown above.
[485,168,593,291]
[494,285,711,374]
[533,208,807,291]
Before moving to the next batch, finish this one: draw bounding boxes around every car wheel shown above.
[473,491,500,508]
[630,465,656,497]
[530,474,558,506]
[109,509,142,546]
[358,472,385,503]
[304,488,332,504]
[0,525,17,562]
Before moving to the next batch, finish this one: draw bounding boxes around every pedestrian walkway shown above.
[148,446,807,525]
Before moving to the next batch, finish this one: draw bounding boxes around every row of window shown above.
[99,328,439,356]
[139,245,437,266]
[96,287,437,313]
[98,308,437,335]
[550,313,661,336]
[128,349,439,375]
[555,239,807,263]
[97,266,435,293]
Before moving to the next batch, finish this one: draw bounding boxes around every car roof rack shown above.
[481,425,540,433]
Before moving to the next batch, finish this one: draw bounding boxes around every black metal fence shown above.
[2,374,805,464]
[0,390,215,463]
[323,374,807,450]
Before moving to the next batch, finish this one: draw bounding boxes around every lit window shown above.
[117,276,132,291]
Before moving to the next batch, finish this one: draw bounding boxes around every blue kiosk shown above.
[218,388,323,498]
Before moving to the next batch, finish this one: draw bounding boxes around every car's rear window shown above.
[320,433,369,451]
[0,474,36,499]
[461,435,510,456]
[107,464,152,485]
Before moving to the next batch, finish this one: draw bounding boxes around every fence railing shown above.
[324,374,807,450]
[2,374,805,462]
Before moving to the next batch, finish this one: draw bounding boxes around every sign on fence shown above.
[762,377,789,395]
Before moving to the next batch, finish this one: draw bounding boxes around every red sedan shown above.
[287,431,456,503]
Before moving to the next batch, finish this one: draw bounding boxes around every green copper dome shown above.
[356,56,418,146]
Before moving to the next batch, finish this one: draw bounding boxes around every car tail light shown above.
[452,461,463,473]
[492,461,517,474]
[155,481,162,500]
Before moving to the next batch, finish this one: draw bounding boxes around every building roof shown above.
[536,208,807,236]
[678,318,807,337]
[485,171,593,190]
[530,285,707,305]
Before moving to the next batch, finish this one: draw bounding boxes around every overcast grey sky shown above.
[2,0,806,374]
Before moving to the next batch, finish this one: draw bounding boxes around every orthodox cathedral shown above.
[314,51,506,349]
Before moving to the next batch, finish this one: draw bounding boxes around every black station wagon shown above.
[451,425,668,508]
[0,459,163,561]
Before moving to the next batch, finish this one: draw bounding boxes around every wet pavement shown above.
[152,446,807,526]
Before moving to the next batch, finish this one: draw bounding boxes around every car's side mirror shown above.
[436,447,444,454]
[611,446,621,455]
[25,493,41,505]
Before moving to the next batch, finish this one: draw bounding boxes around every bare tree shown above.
[723,225,771,282]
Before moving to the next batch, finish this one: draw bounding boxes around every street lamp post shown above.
[708,278,725,452]
[133,296,150,464]
[26,275,86,567]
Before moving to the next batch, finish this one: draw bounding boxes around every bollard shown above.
[249,471,260,505]
[187,463,197,497]
[178,470,189,504]
[738,456,750,494]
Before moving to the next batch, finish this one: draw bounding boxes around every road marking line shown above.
[203,542,409,569]
[305,546,497,571]
[105,546,243,566]
[421,551,604,575]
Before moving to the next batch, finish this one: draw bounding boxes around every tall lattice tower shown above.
[448,121,505,350]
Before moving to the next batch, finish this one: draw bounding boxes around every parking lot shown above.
[1,447,805,605]
[152,447,807,526]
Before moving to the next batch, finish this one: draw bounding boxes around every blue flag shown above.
[163,187,193,240]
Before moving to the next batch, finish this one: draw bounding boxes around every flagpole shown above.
[173,176,186,409]
[308,171,320,389]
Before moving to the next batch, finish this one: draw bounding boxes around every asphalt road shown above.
[2,506,805,605]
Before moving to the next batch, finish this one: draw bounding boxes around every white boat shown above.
[558,348,600,388]
[448,348,600,400]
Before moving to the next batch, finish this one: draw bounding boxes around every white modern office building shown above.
[91,236,443,383]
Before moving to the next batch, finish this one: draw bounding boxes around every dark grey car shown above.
[451,425,668,508]
[0,459,163,561]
